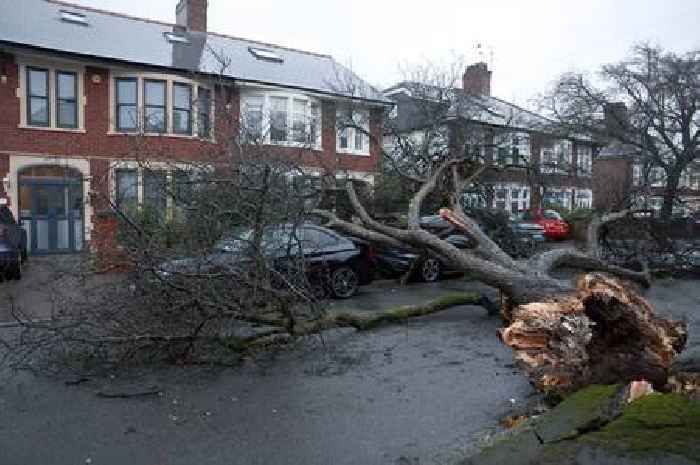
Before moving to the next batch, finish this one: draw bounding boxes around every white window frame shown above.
[575,189,593,209]
[543,187,574,210]
[16,59,86,132]
[110,161,212,221]
[576,145,592,177]
[336,107,370,156]
[240,90,322,150]
[490,183,531,213]
[108,70,213,139]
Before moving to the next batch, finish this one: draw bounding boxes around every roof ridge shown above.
[45,0,332,59]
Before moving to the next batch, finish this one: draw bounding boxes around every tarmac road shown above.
[0,277,697,465]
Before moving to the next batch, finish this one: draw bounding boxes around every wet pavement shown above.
[0,274,698,465]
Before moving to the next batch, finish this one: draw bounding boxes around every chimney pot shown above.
[462,62,492,96]
[176,0,208,32]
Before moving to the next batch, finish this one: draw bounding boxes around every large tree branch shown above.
[529,248,651,288]
[407,159,455,229]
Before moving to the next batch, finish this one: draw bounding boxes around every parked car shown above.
[373,213,542,282]
[520,209,570,240]
[0,202,27,280]
[157,223,375,299]
[509,215,546,248]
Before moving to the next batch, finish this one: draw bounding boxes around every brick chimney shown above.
[604,102,629,135]
[176,0,208,32]
[462,62,492,96]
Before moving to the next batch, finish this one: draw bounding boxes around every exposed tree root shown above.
[499,273,687,396]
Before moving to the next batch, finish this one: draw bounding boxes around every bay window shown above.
[113,165,208,220]
[27,67,50,127]
[270,96,288,142]
[112,74,212,137]
[241,92,322,148]
[243,95,264,140]
[143,169,168,219]
[338,127,349,149]
[172,83,192,135]
[144,80,166,133]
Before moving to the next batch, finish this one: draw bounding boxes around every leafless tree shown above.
[544,43,700,219]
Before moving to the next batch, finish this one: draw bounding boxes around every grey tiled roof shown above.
[0,0,389,103]
[385,81,554,133]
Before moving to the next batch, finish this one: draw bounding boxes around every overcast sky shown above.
[83,0,699,109]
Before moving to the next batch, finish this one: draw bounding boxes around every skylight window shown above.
[249,47,283,63]
[60,10,88,25]
[164,32,190,45]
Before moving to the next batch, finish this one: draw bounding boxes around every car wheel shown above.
[330,266,359,299]
[419,257,441,282]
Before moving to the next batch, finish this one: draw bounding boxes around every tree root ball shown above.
[499,273,688,396]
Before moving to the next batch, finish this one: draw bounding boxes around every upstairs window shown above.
[116,78,138,132]
[197,87,211,138]
[336,108,369,156]
[172,83,192,135]
[144,80,166,133]
[576,145,592,176]
[27,67,50,127]
[56,71,78,128]
[270,96,288,142]
[241,92,321,148]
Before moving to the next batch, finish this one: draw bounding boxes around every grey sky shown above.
[81,0,699,108]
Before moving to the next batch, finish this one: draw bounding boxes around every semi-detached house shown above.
[0,0,388,257]
[384,62,596,214]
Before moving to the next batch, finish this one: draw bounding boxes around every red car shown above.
[520,209,570,240]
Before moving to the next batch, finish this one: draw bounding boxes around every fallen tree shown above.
[315,157,687,396]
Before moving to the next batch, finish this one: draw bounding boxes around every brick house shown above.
[594,143,700,216]
[0,0,388,256]
[384,62,596,214]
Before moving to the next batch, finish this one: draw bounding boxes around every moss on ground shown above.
[464,385,700,464]
[581,392,700,462]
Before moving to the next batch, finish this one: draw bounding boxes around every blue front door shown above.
[18,167,84,255]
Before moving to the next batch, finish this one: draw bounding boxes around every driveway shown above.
[0,254,114,323]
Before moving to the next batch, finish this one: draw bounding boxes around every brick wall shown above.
[592,157,632,211]
[0,51,383,263]
[0,58,380,172]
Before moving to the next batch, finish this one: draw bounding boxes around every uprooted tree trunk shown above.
[315,160,687,396]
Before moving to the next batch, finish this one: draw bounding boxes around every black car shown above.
[158,223,374,298]
[373,213,545,282]
[0,204,27,280]
[373,216,476,282]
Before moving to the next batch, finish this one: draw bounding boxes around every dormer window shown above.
[60,10,88,26]
[249,47,283,63]
[164,32,190,45]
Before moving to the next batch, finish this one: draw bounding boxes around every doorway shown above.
[18,165,84,254]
